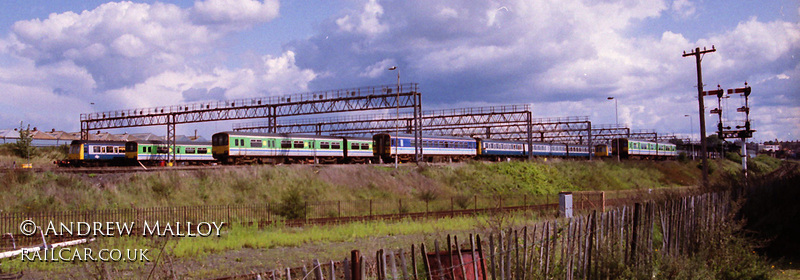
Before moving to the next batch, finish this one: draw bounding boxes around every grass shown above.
[0,155,781,213]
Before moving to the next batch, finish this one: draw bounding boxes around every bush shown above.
[276,188,306,220]
[725,151,743,163]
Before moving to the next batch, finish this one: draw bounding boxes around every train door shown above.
[372,134,390,163]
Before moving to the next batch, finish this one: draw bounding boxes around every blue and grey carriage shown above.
[372,133,477,163]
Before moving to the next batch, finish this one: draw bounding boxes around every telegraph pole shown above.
[683,46,715,187]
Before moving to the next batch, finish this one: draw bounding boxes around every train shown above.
[57,139,214,167]
[59,132,678,167]
[594,139,677,159]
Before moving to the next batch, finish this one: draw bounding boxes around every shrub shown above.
[276,188,306,220]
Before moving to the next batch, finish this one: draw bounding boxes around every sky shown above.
[0,0,797,142]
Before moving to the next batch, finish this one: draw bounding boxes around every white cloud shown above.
[5,1,283,91]
[486,6,509,27]
[0,1,314,134]
[671,0,696,19]
[336,0,387,36]
[437,7,459,19]
[359,59,396,78]
[192,0,279,28]
[7,2,219,90]
[107,51,316,109]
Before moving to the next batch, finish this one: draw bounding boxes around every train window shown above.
[351,142,359,150]
[321,142,330,149]
[281,140,291,148]
[113,147,118,153]
[157,146,169,154]
[198,148,207,154]
[332,142,341,149]
[293,141,304,149]
[361,143,369,150]
[93,146,100,153]
[250,139,262,148]
[185,147,196,154]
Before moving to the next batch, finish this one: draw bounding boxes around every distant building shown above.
[761,144,780,152]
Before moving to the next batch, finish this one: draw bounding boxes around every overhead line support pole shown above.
[683,46,715,187]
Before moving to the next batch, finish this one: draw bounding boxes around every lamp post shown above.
[388,66,399,169]
[684,114,695,160]
[607,97,620,162]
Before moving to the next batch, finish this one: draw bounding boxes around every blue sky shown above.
[0,0,797,142]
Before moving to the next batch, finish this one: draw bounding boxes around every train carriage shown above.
[549,143,568,157]
[212,132,370,164]
[373,133,476,163]
[343,137,375,163]
[59,140,127,167]
[125,140,214,165]
[594,144,611,157]
[477,138,527,159]
[610,138,678,159]
[566,144,592,158]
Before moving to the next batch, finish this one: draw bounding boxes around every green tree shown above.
[13,123,36,159]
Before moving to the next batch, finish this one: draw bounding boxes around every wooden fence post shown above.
[477,234,487,280]
[629,203,641,267]
[330,260,336,280]
[412,244,419,280]
[351,250,361,280]
[421,243,432,280]
[344,258,351,280]
[313,259,324,280]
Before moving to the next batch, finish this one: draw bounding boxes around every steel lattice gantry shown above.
[236,105,535,136]
[80,83,424,163]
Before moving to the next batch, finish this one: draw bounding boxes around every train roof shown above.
[377,133,475,141]
[616,138,676,146]
[69,140,127,145]
[127,140,211,145]
[214,131,347,141]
